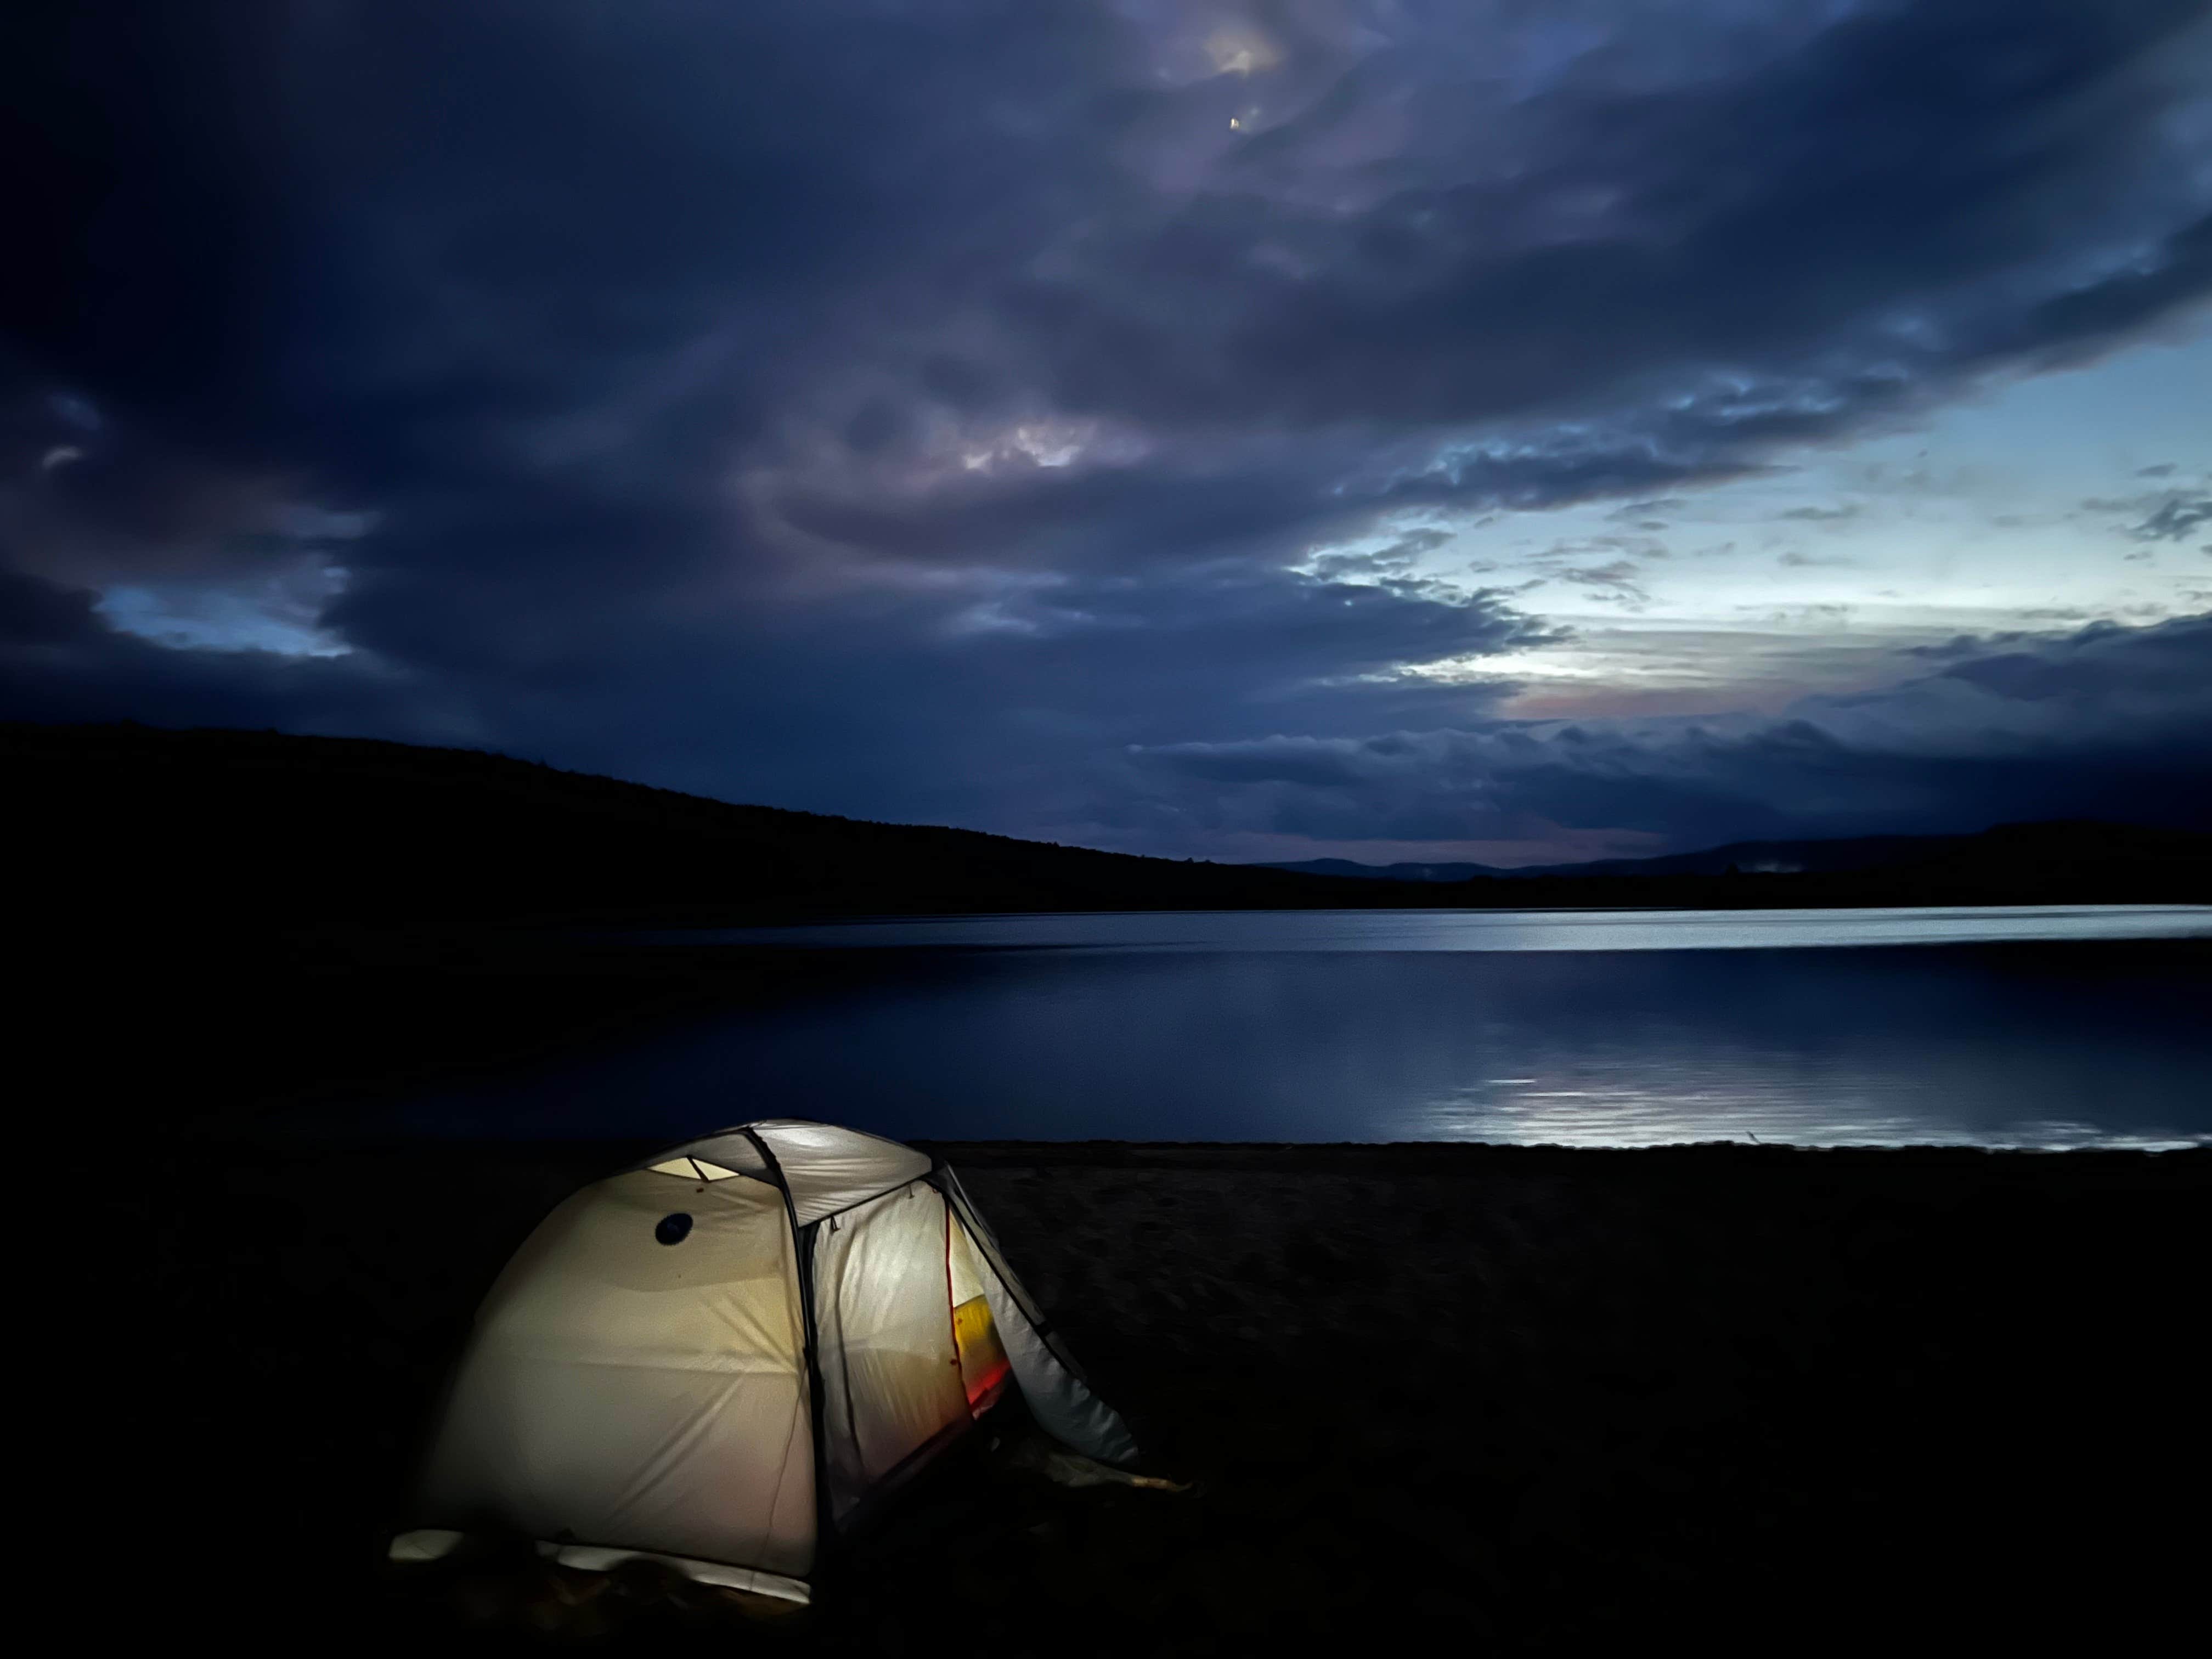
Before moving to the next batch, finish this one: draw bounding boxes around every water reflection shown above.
[644,904,2212,953]
[369,922,2212,1149]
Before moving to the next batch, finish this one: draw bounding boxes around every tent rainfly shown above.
[388,1120,1137,1605]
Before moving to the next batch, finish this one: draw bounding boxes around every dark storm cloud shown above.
[2131,493,2212,543]
[1124,614,2212,847]
[0,567,97,646]
[1052,7,2207,435]
[4,1,2210,850]
[2078,481,2212,546]
[0,528,1549,835]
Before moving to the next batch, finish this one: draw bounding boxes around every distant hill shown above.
[1265,857,1510,882]
[4,721,1404,928]
[1269,822,2212,904]
[1519,833,1991,880]
[1265,833,2003,883]
[10,723,2208,933]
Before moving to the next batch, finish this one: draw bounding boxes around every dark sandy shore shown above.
[75,1136,2206,1653]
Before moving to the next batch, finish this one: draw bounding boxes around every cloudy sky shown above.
[6,1,2210,862]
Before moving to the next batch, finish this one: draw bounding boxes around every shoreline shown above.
[82,1135,2209,1649]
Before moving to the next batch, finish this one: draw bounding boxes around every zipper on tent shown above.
[943,1199,965,1403]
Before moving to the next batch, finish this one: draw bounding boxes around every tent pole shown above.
[741,1128,837,1579]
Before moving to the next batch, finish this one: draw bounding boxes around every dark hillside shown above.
[1266,856,1513,882]
[1446,819,2212,909]
[5,721,1395,928]
[12,724,2207,946]
[1269,822,2212,905]
[7,723,1418,1119]
[1512,831,1978,878]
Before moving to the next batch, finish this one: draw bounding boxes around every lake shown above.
[366,906,2212,1148]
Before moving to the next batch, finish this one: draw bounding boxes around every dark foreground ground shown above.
[75,1137,2207,1654]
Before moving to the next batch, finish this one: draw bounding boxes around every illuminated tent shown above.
[388,1119,1136,1605]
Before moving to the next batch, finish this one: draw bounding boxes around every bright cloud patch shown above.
[96,556,353,658]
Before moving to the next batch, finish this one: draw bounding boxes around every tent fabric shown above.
[811,1182,971,1520]
[410,1169,817,1581]
[940,1168,1142,1468]
[396,1120,1137,1604]
[629,1121,933,1224]
[750,1119,935,1226]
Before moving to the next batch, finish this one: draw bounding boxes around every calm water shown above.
[645,904,2212,953]
[368,907,2212,1149]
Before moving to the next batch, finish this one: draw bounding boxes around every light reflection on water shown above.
[1410,1068,2201,1150]
[363,907,2212,1150]
[644,904,2212,953]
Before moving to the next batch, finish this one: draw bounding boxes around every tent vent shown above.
[648,1157,742,1182]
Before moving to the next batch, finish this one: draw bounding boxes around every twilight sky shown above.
[6,1,2210,862]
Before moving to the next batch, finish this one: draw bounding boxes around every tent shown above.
[388,1120,1137,1605]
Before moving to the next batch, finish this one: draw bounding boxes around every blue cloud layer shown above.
[5,2,2209,851]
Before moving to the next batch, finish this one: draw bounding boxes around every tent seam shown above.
[740,1126,836,1569]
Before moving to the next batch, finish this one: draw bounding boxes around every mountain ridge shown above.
[10,721,2208,927]
[1261,831,2084,883]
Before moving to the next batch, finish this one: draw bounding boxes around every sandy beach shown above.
[78,1136,2207,1652]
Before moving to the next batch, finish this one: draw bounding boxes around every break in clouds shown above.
[4,1,2211,858]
